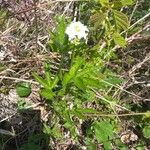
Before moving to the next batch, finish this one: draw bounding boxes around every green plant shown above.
[31,0,149,149]
[16,82,31,97]
[143,125,150,138]
[32,14,125,149]
[92,121,113,150]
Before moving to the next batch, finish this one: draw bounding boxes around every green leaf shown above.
[32,69,58,91]
[40,89,54,100]
[32,72,49,89]
[113,0,133,8]
[83,77,100,88]
[74,77,86,91]
[43,123,61,139]
[98,0,109,7]
[113,10,129,31]
[48,16,68,52]
[63,110,77,138]
[69,57,84,77]
[112,32,127,47]
[93,121,113,150]
[77,108,98,114]
[43,123,52,135]
[51,76,59,89]
[72,108,98,119]
[62,57,84,86]
[115,139,127,150]
[17,99,26,110]
[16,82,31,97]
[44,63,52,86]
[143,126,150,138]
[90,11,106,28]
[85,138,97,150]
[104,76,123,85]
[121,0,133,6]
[71,109,85,119]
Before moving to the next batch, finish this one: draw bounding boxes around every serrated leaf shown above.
[113,0,133,8]
[51,16,68,52]
[74,77,86,91]
[98,0,109,7]
[72,109,85,119]
[43,123,52,135]
[43,123,61,139]
[40,89,54,100]
[143,126,150,138]
[142,111,150,121]
[32,72,49,89]
[62,57,83,86]
[90,11,106,28]
[93,121,113,150]
[51,76,59,89]
[83,77,100,88]
[113,10,129,31]
[44,63,52,86]
[121,0,133,6]
[16,82,31,97]
[69,57,83,77]
[112,32,127,47]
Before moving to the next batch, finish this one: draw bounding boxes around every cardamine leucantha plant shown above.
[31,0,150,149]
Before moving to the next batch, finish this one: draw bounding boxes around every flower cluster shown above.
[65,21,89,42]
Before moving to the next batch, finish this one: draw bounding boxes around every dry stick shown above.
[129,51,150,76]
[0,129,15,136]
[0,113,16,123]
[33,0,38,51]
[112,25,150,99]
[90,88,131,111]
[129,0,139,25]
[122,12,150,35]
[126,0,139,38]
[61,1,73,17]
[127,24,150,43]
[0,53,60,66]
[99,78,145,100]
[110,104,121,122]
[0,103,42,123]
[113,51,150,100]
[13,7,36,15]
[0,76,39,85]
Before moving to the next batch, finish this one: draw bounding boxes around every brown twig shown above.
[0,76,39,85]
[33,0,39,52]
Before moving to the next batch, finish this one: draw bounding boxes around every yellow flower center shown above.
[74,25,80,32]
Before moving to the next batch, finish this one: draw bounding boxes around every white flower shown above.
[65,21,89,42]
